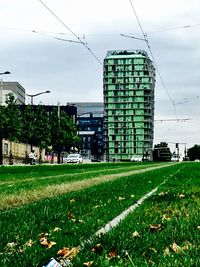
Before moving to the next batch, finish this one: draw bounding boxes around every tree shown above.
[153,142,172,162]
[4,93,22,141]
[33,105,51,162]
[187,145,200,161]
[20,104,35,145]
[49,108,79,162]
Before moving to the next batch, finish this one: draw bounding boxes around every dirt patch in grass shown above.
[1,163,178,210]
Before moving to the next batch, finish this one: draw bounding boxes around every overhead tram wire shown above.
[129,0,177,118]
[32,30,83,44]
[37,0,103,66]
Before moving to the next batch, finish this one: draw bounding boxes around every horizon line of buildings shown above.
[0,49,156,161]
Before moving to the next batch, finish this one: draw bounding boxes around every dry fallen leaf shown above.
[108,248,117,258]
[40,237,56,249]
[6,242,18,249]
[38,232,49,239]
[70,198,75,203]
[163,246,170,256]
[83,261,94,266]
[132,231,140,238]
[170,242,182,254]
[162,214,171,221]
[92,243,103,254]
[149,223,162,231]
[177,193,185,198]
[182,241,192,251]
[58,246,80,260]
[25,239,34,247]
[57,247,71,257]
[67,211,75,219]
[53,227,61,232]
[63,246,80,260]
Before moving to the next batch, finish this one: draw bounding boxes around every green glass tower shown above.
[103,50,155,161]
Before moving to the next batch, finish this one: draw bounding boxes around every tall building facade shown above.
[68,102,104,159]
[103,50,155,161]
[0,82,25,105]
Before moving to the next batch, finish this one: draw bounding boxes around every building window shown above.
[4,143,8,155]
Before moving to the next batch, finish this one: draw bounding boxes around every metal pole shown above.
[57,102,61,164]
[0,128,3,165]
[0,79,2,106]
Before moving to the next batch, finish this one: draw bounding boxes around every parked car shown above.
[130,157,143,162]
[64,154,83,164]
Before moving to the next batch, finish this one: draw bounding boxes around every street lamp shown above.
[0,71,11,165]
[26,90,51,105]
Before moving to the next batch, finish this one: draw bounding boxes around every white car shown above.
[130,157,143,162]
[64,154,83,164]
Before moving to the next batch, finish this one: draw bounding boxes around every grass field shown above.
[0,162,199,266]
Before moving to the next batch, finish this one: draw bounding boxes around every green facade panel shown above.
[104,50,155,161]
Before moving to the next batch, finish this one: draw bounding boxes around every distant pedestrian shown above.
[29,150,37,165]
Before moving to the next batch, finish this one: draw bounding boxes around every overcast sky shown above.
[0,0,200,153]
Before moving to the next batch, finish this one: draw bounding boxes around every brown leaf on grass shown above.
[162,214,171,221]
[182,241,192,251]
[132,231,140,238]
[6,242,18,249]
[40,237,56,249]
[83,261,94,266]
[58,246,80,260]
[38,232,49,239]
[108,248,117,258]
[92,243,103,254]
[163,246,170,256]
[5,242,18,253]
[70,198,75,203]
[53,227,61,232]
[25,239,34,247]
[170,242,182,253]
[67,211,75,219]
[177,193,185,198]
[57,247,71,257]
[149,223,162,231]
[64,246,80,260]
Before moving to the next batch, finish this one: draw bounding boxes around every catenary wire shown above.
[129,0,177,118]
[37,0,103,66]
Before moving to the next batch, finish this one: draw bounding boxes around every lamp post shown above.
[26,90,51,152]
[26,90,51,105]
[0,71,11,165]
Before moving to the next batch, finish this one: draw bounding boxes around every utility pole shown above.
[0,128,2,165]
[57,102,61,164]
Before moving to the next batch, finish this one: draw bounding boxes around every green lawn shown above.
[1,162,199,266]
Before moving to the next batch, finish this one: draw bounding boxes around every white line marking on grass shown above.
[95,185,161,236]
[81,165,185,249]
[81,180,166,249]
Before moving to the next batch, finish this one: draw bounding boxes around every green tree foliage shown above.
[187,144,200,161]
[49,108,79,153]
[33,105,51,150]
[153,142,172,162]
[4,94,22,141]
[20,105,35,145]
[0,98,79,159]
